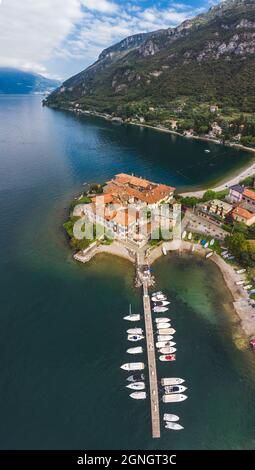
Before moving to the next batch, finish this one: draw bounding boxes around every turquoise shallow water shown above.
[0,95,255,449]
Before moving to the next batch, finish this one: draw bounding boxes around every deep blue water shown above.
[0,95,255,450]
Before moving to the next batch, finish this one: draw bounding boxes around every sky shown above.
[0,0,223,81]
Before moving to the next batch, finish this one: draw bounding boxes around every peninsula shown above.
[64,172,255,348]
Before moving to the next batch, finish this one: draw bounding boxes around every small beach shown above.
[179,159,255,197]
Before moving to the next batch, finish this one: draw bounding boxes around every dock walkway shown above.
[142,280,160,438]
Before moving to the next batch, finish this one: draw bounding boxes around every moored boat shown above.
[130,392,146,400]
[156,341,175,348]
[158,328,176,335]
[163,394,187,403]
[157,335,174,341]
[128,334,144,342]
[160,347,177,354]
[127,346,143,354]
[236,269,246,274]
[152,297,167,303]
[163,413,179,422]
[244,284,253,290]
[206,251,214,259]
[161,378,185,386]
[127,328,143,335]
[236,280,245,285]
[153,306,169,313]
[126,381,145,390]
[121,362,145,371]
[159,354,176,362]
[124,314,141,322]
[153,300,170,306]
[164,385,187,394]
[165,422,184,430]
[156,323,171,329]
[126,373,145,382]
[155,318,171,323]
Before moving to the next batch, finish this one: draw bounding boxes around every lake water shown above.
[0,95,255,449]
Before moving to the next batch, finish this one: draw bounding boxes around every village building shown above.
[169,120,178,130]
[196,199,233,224]
[228,184,245,204]
[210,105,219,113]
[231,205,255,226]
[242,188,255,206]
[183,129,194,137]
[209,122,222,138]
[75,174,176,246]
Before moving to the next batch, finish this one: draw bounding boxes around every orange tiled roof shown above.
[243,189,255,201]
[91,194,113,204]
[232,207,254,220]
[106,177,175,205]
[115,173,151,189]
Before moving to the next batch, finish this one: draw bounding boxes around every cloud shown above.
[0,0,220,78]
[0,0,82,75]
[81,0,119,13]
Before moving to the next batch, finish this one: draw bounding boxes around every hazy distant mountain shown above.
[0,68,60,94]
[46,0,255,113]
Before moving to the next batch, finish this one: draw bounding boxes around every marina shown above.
[122,262,187,438]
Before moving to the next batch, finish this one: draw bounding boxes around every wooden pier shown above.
[142,280,161,438]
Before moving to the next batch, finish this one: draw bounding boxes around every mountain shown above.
[46,0,255,116]
[0,68,60,94]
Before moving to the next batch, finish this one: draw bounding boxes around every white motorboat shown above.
[157,335,174,341]
[160,347,177,354]
[126,374,144,382]
[121,363,145,371]
[127,328,143,335]
[156,341,170,348]
[158,328,176,335]
[155,318,171,323]
[153,307,169,313]
[126,382,145,390]
[127,346,143,354]
[124,314,141,322]
[156,341,175,348]
[188,232,192,240]
[152,296,167,302]
[162,246,167,255]
[236,280,245,285]
[130,392,146,400]
[164,385,187,394]
[165,422,184,430]
[152,291,162,296]
[205,149,210,153]
[206,251,214,259]
[236,269,246,274]
[163,394,187,403]
[163,413,179,422]
[221,250,228,256]
[244,284,253,290]
[128,334,144,342]
[159,354,176,362]
[182,230,187,239]
[153,300,170,306]
[156,323,171,329]
[161,378,185,386]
